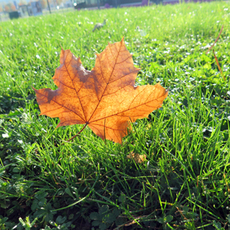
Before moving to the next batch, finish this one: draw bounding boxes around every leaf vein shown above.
[64,55,86,120]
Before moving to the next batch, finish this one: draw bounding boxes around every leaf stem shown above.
[67,123,88,142]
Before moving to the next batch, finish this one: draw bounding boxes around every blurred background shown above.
[0,0,164,21]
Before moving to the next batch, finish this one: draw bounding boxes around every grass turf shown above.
[0,2,230,229]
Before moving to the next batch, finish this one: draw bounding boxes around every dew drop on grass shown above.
[140,30,146,36]
[41,128,47,132]
[18,140,23,144]
[2,133,9,138]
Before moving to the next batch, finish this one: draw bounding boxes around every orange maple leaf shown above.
[33,39,168,144]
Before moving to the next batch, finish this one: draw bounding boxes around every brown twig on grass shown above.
[206,25,224,54]
[213,49,225,81]
[205,25,225,81]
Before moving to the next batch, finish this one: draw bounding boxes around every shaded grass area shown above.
[0,2,230,229]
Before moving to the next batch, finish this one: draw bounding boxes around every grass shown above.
[0,1,230,229]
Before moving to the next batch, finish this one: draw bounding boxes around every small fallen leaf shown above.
[33,39,168,143]
[127,152,147,163]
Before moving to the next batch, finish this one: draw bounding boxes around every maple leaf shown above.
[33,39,168,144]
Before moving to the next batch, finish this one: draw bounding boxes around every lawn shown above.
[0,2,230,229]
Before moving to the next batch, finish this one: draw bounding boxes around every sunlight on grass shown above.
[0,1,230,229]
